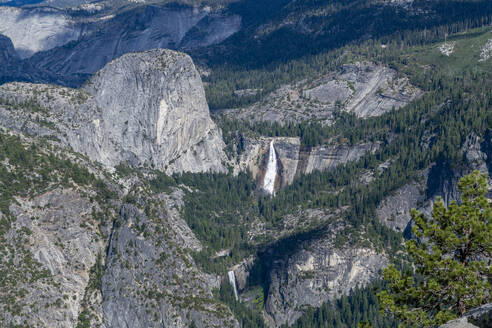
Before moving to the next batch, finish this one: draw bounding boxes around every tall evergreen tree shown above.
[378,171,492,327]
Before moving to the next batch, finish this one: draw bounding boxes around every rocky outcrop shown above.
[221,62,421,124]
[263,221,388,326]
[0,33,55,85]
[440,318,479,328]
[0,131,237,328]
[0,33,18,62]
[479,38,492,62]
[376,181,426,232]
[233,136,378,192]
[377,133,491,232]
[102,190,238,328]
[0,3,241,86]
[0,49,226,174]
[2,188,108,328]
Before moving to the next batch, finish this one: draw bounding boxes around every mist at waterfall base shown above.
[263,140,277,195]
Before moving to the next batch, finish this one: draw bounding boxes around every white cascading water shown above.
[263,140,277,195]
[227,270,239,301]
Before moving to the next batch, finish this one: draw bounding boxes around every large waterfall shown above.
[227,270,239,301]
[263,140,277,195]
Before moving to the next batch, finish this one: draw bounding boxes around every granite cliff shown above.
[0,49,235,327]
[0,4,241,86]
[232,136,378,193]
[0,49,226,174]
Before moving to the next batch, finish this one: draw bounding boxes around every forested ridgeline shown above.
[286,282,397,328]
[146,25,492,326]
[212,0,492,68]
[150,28,492,274]
[203,12,492,110]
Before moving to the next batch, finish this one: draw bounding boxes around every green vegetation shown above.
[77,253,105,328]
[177,25,492,325]
[0,131,115,323]
[287,282,397,328]
[378,172,492,327]
[0,133,113,218]
[217,281,268,328]
[218,117,334,152]
[203,10,492,110]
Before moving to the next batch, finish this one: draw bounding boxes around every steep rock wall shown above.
[233,136,377,192]
[0,49,226,174]
[27,5,241,85]
[0,6,80,58]
[376,133,492,233]
[263,220,388,327]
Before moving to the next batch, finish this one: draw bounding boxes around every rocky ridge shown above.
[0,119,236,328]
[261,220,388,327]
[0,6,80,59]
[0,33,55,85]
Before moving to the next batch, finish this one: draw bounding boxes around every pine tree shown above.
[378,171,492,327]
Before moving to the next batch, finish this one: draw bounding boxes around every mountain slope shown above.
[0,49,226,173]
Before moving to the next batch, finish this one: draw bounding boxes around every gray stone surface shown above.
[102,191,238,328]
[27,5,240,86]
[0,33,19,62]
[264,221,388,327]
[221,62,422,124]
[376,133,491,232]
[0,49,226,174]
[232,136,377,192]
[440,317,478,328]
[2,188,108,328]
[0,138,237,328]
[0,33,57,84]
[0,6,80,59]
[376,182,425,232]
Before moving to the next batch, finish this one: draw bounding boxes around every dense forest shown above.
[151,18,492,326]
[2,0,491,327]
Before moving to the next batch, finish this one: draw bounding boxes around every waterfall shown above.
[227,270,239,301]
[263,140,277,195]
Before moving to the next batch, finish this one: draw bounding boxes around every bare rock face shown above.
[2,189,107,328]
[102,190,238,328]
[233,136,377,192]
[221,62,421,124]
[376,181,426,232]
[305,62,421,118]
[82,49,226,173]
[0,132,236,328]
[0,33,55,84]
[440,318,478,328]
[264,221,388,327]
[26,5,241,86]
[0,6,80,59]
[0,49,226,174]
[0,33,19,62]
[376,133,491,232]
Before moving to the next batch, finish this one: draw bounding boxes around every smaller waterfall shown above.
[227,270,239,301]
[263,140,277,195]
